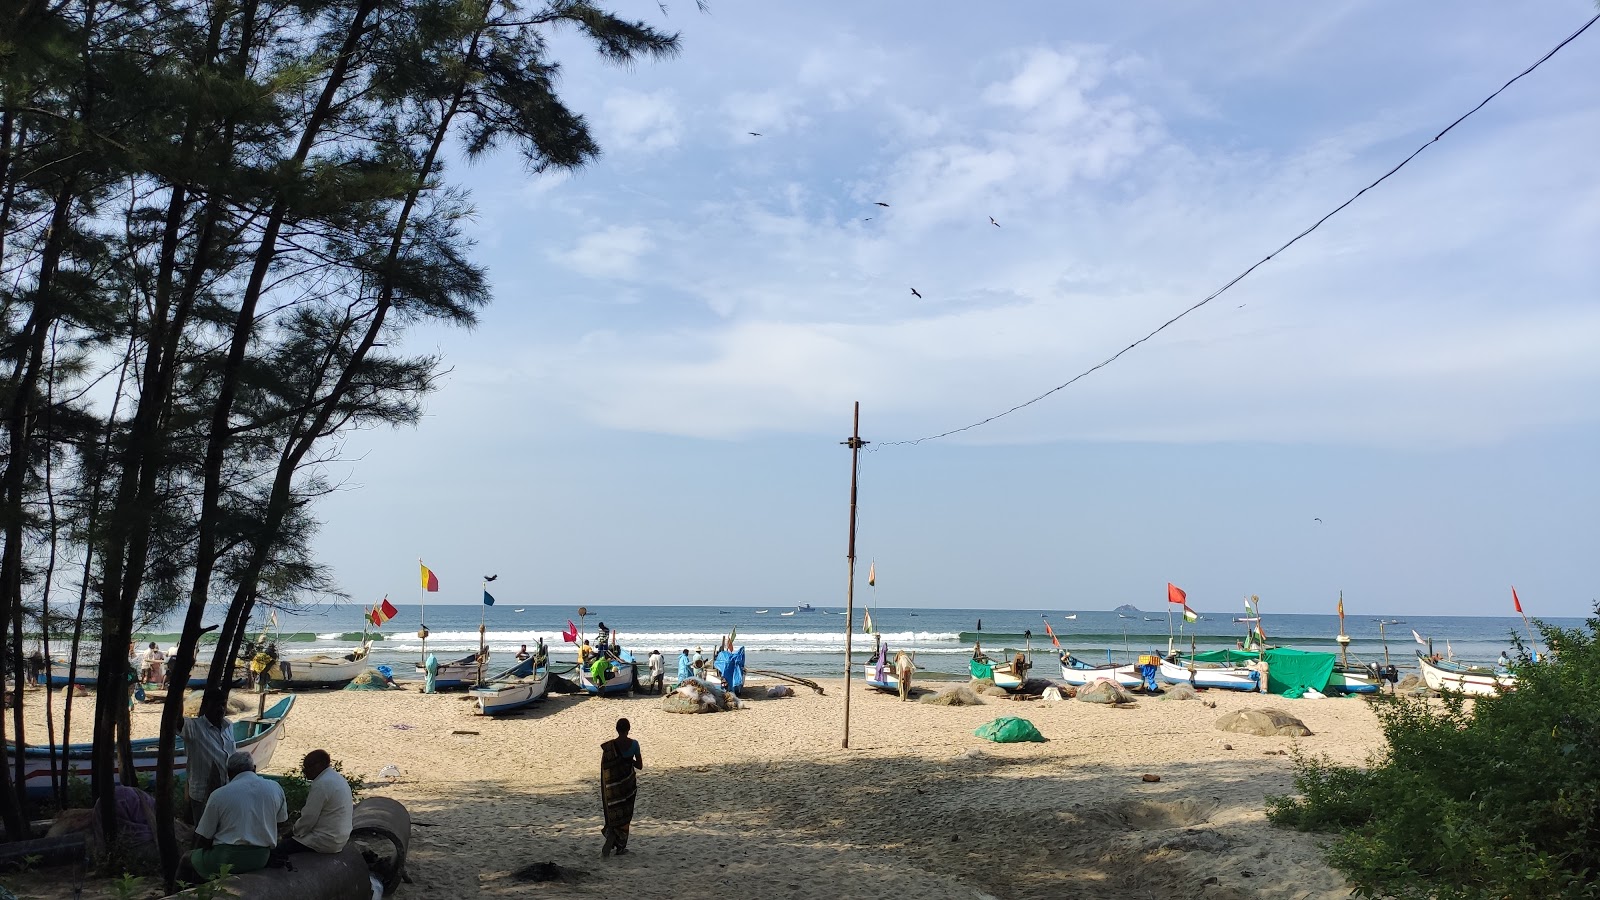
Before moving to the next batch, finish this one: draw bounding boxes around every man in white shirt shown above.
[180,706,237,823]
[646,650,664,695]
[275,749,353,860]
[188,751,286,878]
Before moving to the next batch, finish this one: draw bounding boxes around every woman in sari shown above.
[599,717,643,857]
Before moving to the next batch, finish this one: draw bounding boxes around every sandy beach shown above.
[20,678,1384,899]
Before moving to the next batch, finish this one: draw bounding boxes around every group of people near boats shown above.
[180,704,353,879]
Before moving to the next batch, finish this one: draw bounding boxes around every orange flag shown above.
[1167,582,1187,605]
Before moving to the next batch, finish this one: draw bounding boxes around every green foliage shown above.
[1268,606,1600,899]
[110,873,146,900]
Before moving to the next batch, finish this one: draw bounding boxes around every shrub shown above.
[1267,606,1600,899]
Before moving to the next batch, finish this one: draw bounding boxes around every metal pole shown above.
[841,402,867,750]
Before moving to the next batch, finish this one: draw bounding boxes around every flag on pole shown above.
[863,609,874,634]
[561,620,578,643]
[420,562,439,592]
[1512,586,1523,614]
[867,561,876,587]
[1446,640,1454,658]
[1042,616,1061,649]
[1412,629,1426,645]
[483,590,496,607]
[1167,583,1187,605]
[369,597,398,626]
[1182,605,1199,623]
[268,609,278,627]
[1336,594,1345,619]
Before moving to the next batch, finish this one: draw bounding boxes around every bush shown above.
[1267,606,1600,899]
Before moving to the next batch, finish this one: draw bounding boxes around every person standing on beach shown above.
[646,650,664,695]
[180,705,238,823]
[676,649,691,684]
[599,718,643,857]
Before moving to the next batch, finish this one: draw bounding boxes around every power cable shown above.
[880,11,1600,447]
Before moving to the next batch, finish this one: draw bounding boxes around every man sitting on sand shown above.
[189,751,287,878]
[274,749,352,861]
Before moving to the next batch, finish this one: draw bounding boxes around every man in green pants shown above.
[188,751,287,879]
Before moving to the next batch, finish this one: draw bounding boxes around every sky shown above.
[311,1,1600,618]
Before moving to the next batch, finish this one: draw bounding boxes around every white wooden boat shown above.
[862,661,902,692]
[579,651,636,695]
[279,646,370,689]
[1417,653,1515,696]
[1326,664,1382,694]
[470,670,549,715]
[1159,658,1261,691]
[1059,653,1142,688]
[6,695,295,800]
[416,652,484,690]
[970,656,1027,692]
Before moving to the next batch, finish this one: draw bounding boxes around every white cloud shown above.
[600,89,682,154]
[553,225,655,280]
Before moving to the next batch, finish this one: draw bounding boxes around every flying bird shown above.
[910,288,922,299]
[989,216,1000,228]
[874,201,890,207]
[484,574,499,581]
[1313,518,1323,524]
[748,132,762,136]
[863,217,872,221]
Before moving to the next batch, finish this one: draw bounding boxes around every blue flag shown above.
[483,590,496,607]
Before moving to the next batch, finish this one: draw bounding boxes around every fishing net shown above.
[344,668,400,691]
[919,685,984,707]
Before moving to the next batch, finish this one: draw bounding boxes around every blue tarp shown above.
[715,647,746,695]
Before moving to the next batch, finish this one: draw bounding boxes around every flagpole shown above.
[478,578,487,687]
[841,402,867,750]
[1166,601,1174,657]
[418,558,427,664]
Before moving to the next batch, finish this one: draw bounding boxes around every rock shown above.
[1141,774,1161,783]
[1223,744,1233,751]
[1213,708,1313,737]
[1076,679,1136,704]
[1161,683,1199,701]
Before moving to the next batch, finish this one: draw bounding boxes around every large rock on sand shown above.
[1077,679,1135,704]
[1214,708,1312,737]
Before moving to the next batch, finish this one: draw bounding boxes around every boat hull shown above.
[1417,654,1514,696]
[6,695,295,799]
[470,672,549,715]
[1159,659,1261,691]
[279,648,369,689]
[580,653,636,695]
[416,654,485,690]
[1059,655,1142,689]
[1326,666,1381,694]
[862,663,901,693]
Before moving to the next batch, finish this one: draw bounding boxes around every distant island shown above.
[1114,604,1141,615]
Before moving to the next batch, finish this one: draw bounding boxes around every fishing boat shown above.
[579,650,636,696]
[1417,653,1515,696]
[1058,653,1142,689]
[755,609,768,614]
[416,653,484,690]
[863,642,903,693]
[779,611,795,617]
[6,695,295,800]
[46,658,223,690]
[469,665,549,715]
[1326,664,1382,694]
[792,603,818,614]
[969,656,1027,692]
[279,645,371,689]
[1159,657,1261,691]
[1062,614,1077,620]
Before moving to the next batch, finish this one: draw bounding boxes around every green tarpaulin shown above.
[974,716,1045,743]
[970,659,994,680]
[1189,648,1336,695]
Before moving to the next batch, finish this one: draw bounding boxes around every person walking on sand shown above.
[646,649,664,695]
[599,717,643,857]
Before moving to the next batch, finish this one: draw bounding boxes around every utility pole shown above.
[841,402,867,750]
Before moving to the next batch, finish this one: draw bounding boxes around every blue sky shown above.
[313,1,1600,618]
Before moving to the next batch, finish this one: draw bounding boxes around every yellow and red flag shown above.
[420,562,439,592]
[369,597,398,626]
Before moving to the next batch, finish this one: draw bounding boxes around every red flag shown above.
[1512,587,1522,614]
[561,620,578,643]
[1167,582,1187,605]
[369,597,399,626]
[419,562,440,592]
[1041,616,1061,649]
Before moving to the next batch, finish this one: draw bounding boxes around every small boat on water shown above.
[779,611,795,617]
[579,650,637,696]
[755,609,768,614]
[279,645,371,689]
[1058,653,1142,689]
[1417,653,1515,696]
[514,608,525,613]
[6,695,295,800]
[792,603,818,614]
[1062,614,1077,620]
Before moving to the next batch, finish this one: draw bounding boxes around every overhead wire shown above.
[879,11,1600,447]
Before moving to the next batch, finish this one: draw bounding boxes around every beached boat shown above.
[1058,653,1142,689]
[46,659,224,690]
[863,643,904,693]
[1326,664,1382,694]
[416,652,484,690]
[6,695,295,800]
[1417,653,1515,696]
[279,646,370,689]
[469,669,549,715]
[579,650,636,696]
[1159,658,1261,691]
[970,656,1027,692]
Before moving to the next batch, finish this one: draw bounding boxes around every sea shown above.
[128,603,1572,682]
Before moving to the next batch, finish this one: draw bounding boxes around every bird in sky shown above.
[989,216,1000,227]
[748,132,761,136]
[1313,518,1323,524]
[874,201,890,207]
[484,574,499,581]
[910,288,922,299]
[863,217,872,221]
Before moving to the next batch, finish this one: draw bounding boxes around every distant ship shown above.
[755,609,769,614]
[793,603,818,613]
[1063,614,1078,620]
[514,608,525,613]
